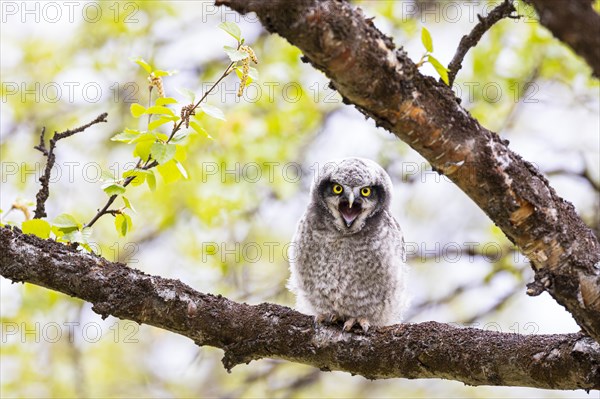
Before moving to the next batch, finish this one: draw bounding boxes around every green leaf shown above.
[150,142,176,164]
[111,128,141,143]
[174,144,187,161]
[114,214,125,236]
[224,45,249,62]
[428,55,450,85]
[145,105,175,116]
[148,117,173,131]
[247,66,259,81]
[123,171,144,185]
[102,183,126,196]
[101,170,117,182]
[421,27,434,53]
[51,225,64,239]
[153,69,175,77]
[199,104,226,121]
[174,160,188,179]
[134,140,154,160]
[114,213,132,237]
[169,132,189,144]
[62,227,93,246]
[134,58,152,73]
[189,121,212,139]
[130,103,147,118]
[22,219,51,239]
[122,196,136,213]
[123,169,152,186]
[157,160,183,184]
[131,132,159,143]
[61,230,82,243]
[218,21,241,41]
[53,213,81,232]
[177,88,196,103]
[155,97,177,106]
[79,242,93,253]
[146,170,156,191]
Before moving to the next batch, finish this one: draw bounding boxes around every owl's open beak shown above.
[339,198,361,227]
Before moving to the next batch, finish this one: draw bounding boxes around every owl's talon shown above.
[315,313,338,325]
[343,317,371,332]
[343,318,356,331]
[358,318,371,332]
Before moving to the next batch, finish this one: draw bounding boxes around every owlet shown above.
[288,158,408,332]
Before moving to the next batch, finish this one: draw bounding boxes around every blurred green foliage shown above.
[1,1,598,398]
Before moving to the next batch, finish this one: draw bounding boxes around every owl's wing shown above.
[387,212,406,264]
[287,211,309,293]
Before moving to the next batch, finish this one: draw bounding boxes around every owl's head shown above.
[311,158,393,234]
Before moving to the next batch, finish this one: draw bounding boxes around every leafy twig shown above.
[447,0,517,86]
[166,61,236,144]
[33,113,108,219]
[84,53,238,229]
[84,159,142,228]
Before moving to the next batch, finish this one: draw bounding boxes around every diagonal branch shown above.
[447,0,517,86]
[214,0,600,343]
[33,113,108,219]
[1,226,598,390]
[524,0,600,78]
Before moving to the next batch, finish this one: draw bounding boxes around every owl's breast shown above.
[294,225,393,296]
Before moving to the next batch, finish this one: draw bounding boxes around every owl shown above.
[288,157,408,332]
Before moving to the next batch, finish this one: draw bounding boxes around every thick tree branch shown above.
[447,0,517,86]
[1,227,599,389]
[525,0,600,78]
[214,0,600,343]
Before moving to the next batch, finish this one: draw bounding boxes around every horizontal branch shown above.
[525,0,600,78]
[214,0,600,343]
[1,227,599,389]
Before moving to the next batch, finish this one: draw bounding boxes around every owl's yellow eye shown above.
[360,187,372,197]
[332,184,343,195]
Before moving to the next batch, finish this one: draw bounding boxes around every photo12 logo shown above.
[1,321,140,344]
[1,2,140,24]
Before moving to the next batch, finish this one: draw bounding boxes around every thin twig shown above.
[497,63,542,133]
[33,127,49,156]
[33,113,108,219]
[447,0,517,86]
[167,61,235,143]
[84,159,142,228]
[462,284,522,324]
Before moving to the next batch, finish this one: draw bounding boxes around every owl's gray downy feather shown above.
[288,158,409,327]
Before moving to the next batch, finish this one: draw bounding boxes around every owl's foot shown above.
[343,317,371,332]
[315,313,339,325]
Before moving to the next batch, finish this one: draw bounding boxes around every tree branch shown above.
[214,0,600,343]
[447,0,517,86]
[525,0,600,78]
[1,226,598,389]
[33,113,108,219]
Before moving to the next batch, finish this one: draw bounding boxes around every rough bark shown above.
[214,0,600,343]
[525,0,600,78]
[1,227,599,389]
